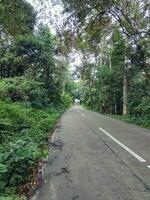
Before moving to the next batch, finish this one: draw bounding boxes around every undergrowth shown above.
[0,78,71,199]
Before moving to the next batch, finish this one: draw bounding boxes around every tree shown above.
[111,29,127,115]
[62,0,150,84]
[0,0,36,37]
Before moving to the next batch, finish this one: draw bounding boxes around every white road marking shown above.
[99,127,146,163]
[81,113,85,117]
[147,165,150,169]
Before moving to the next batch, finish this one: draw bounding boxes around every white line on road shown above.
[147,165,150,169]
[81,113,85,117]
[99,127,146,163]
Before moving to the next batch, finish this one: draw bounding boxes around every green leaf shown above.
[0,164,8,173]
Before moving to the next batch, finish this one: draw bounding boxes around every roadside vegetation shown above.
[108,114,150,129]
[0,0,75,199]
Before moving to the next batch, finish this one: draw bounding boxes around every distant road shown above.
[36,105,150,200]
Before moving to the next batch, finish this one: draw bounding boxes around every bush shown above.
[0,138,44,192]
[0,77,49,107]
[0,76,70,198]
[62,93,73,108]
[0,100,63,197]
[0,196,21,200]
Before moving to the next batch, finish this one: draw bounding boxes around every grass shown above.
[83,105,150,129]
[107,114,150,129]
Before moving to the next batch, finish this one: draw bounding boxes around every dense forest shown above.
[0,0,149,199]
[62,0,150,127]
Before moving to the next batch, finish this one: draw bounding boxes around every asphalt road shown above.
[35,105,150,200]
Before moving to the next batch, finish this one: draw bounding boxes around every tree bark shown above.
[123,72,128,116]
[115,102,117,115]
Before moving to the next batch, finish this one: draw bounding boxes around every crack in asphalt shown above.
[56,167,70,176]
[50,139,64,150]
[72,195,79,200]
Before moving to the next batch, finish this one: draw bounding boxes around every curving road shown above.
[35,105,150,200]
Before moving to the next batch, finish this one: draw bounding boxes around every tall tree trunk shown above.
[108,53,112,69]
[115,102,117,114]
[0,64,2,78]
[123,72,128,116]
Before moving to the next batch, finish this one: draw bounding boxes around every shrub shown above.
[0,138,44,192]
[0,76,69,198]
[0,100,63,197]
[62,93,73,108]
[0,77,49,107]
[0,196,21,200]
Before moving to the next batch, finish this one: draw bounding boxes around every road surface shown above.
[35,105,150,200]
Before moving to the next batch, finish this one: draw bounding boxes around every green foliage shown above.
[0,0,74,199]
[0,77,48,107]
[76,27,150,127]
[65,81,77,99]
[111,29,125,71]
[78,61,123,114]
[0,138,42,191]
[62,0,150,125]
[0,100,63,196]
[0,25,66,104]
[0,74,71,198]
[0,0,36,36]
[109,110,150,129]
[0,196,21,200]
[62,93,73,108]
[0,69,72,198]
